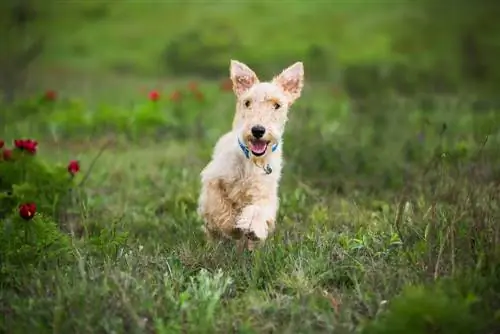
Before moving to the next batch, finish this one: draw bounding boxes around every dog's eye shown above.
[273,102,281,110]
[244,100,251,108]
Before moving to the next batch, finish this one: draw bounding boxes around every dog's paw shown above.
[235,207,254,233]
[235,205,270,241]
[247,222,268,241]
[233,217,251,240]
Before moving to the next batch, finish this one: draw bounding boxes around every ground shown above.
[2,81,499,333]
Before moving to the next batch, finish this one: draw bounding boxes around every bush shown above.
[162,22,242,78]
[0,139,79,220]
[4,84,231,143]
[0,138,81,288]
[0,211,73,288]
[363,284,478,334]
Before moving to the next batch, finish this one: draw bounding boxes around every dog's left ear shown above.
[273,62,304,103]
[230,60,259,97]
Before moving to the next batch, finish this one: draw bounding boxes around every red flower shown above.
[14,139,38,154]
[44,90,57,101]
[0,140,4,149]
[331,86,343,98]
[19,203,36,220]
[193,90,205,102]
[68,160,80,175]
[220,78,233,92]
[149,90,160,102]
[23,140,38,154]
[170,90,182,102]
[188,81,199,92]
[2,148,12,161]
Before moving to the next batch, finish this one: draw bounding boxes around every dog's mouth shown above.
[249,139,269,156]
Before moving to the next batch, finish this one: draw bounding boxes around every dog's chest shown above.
[221,168,276,207]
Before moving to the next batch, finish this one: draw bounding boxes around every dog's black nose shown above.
[251,125,266,139]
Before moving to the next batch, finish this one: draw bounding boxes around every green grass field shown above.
[2,79,500,333]
[2,1,500,333]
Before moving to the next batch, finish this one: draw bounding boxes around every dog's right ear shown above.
[230,60,259,96]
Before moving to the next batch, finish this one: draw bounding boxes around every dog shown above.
[197,60,304,250]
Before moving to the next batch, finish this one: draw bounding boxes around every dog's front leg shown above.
[198,179,240,240]
[235,193,277,243]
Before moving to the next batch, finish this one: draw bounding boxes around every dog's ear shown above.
[273,62,304,103]
[230,60,259,96]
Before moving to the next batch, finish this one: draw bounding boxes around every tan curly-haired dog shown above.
[197,60,304,250]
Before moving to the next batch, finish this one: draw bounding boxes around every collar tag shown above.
[263,164,273,174]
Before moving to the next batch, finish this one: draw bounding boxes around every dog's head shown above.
[230,60,304,157]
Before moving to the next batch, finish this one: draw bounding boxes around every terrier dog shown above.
[197,60,304,250]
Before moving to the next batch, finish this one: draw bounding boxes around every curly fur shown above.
[197,60,305,250]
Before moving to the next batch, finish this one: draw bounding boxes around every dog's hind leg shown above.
[198,179,241,240]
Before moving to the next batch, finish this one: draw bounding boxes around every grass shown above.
[2,79,500,333]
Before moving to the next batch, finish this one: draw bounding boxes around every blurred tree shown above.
[162,21,243,78]
[0,0,48,103]
[391,0,500,95]
[342,0,500,99]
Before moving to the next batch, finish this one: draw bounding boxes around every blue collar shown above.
[238,137,278,159]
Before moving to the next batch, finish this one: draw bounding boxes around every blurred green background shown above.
[2,0,500,101]
[3,0,497,193]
